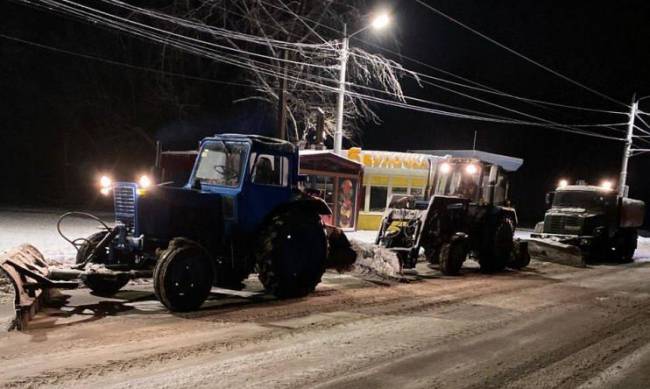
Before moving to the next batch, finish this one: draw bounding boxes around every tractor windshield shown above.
[194,141,250,187]
[433,162,481,201]
[553,190,616,211]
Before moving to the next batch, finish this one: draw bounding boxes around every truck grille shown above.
[113,183,137,230]
[544,214,582,235]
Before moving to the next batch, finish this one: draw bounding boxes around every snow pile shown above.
[0,270,16,331]
[348,239,403,280]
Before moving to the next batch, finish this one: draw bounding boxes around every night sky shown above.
[1,0,650,225]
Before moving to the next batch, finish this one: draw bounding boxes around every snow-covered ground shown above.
[0,208,112,263]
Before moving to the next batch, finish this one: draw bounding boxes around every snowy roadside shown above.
[0,208,112,263]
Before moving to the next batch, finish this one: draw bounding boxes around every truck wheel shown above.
[154,240,214,312]
[508,240,530,269]
[479,219,514,273]
[438,239,466,276]
[257,211,327,298]
[615,229,638,263]
[76,231,129,296]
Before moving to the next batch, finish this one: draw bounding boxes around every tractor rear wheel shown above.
[438,239,466,276]
[257,211,327,298]
[76,231,129,296]
[154,240,214,312]
[478,219,514,273]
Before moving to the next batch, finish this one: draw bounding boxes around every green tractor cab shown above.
[376,150,529,275]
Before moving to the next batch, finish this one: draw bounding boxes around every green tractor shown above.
[376,150,529,275]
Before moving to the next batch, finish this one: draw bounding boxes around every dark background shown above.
[1,0,649,226]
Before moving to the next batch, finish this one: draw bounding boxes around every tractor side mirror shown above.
[545,191,555,206]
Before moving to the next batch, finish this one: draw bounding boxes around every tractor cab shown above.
[188,134,299,233]
[430,157,512,207]
[377,150,526,273]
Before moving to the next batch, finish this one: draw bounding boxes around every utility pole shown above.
[333,24,349,155]
[619,95,638,197]
[276,49,289,141]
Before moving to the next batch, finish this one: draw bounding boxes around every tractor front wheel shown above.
[478,219,514,273]
[154,240,214,312]
[76,231,129,296]
[438,239,466,276]
[257,211,327,298]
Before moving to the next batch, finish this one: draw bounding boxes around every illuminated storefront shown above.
[346,148,437,230]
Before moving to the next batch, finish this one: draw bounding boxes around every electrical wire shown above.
[256,0,629,116]
[0,33,270,89]
[14,0,627,142]
[413,0,628,108]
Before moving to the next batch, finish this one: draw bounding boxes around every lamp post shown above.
[333,12,391,154]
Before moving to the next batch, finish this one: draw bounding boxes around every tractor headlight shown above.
[439,162,451,174]
[138,175,152,189]
[99,175,112,196]
[465,164,478,175]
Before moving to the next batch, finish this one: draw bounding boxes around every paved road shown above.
[2,259,650,388]
[2,210,650,388]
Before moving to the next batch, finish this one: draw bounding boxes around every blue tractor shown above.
[66,134,349,311]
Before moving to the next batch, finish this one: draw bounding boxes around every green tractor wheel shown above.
[257,211,327,298]
[76,231,129,296]
[479,218,514,273]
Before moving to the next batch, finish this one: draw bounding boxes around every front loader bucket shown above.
[0,245,63,330]
[527,238,586,268]
[324,226,357,271]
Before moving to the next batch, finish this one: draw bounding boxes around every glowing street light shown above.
[371,12,391,30]
[333,11,392,154]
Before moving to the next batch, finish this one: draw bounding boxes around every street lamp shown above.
[333,11,391,154]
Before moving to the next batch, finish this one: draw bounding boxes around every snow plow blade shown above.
[527,238,586,268]
[0,244,77,330]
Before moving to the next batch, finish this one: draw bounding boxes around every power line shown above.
[0,32,264,89]
[255,0,628,117]
[413,0,628,108]
[14,0,627,142]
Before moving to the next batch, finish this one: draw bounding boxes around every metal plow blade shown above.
[0,245,76,330]
[527,238,586,268]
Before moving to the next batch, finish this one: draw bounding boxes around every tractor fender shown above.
[160,237,218,275]
[496,206,518,228]
[267,194,332,222]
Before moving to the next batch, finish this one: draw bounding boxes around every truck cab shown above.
[532,184,644,262]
